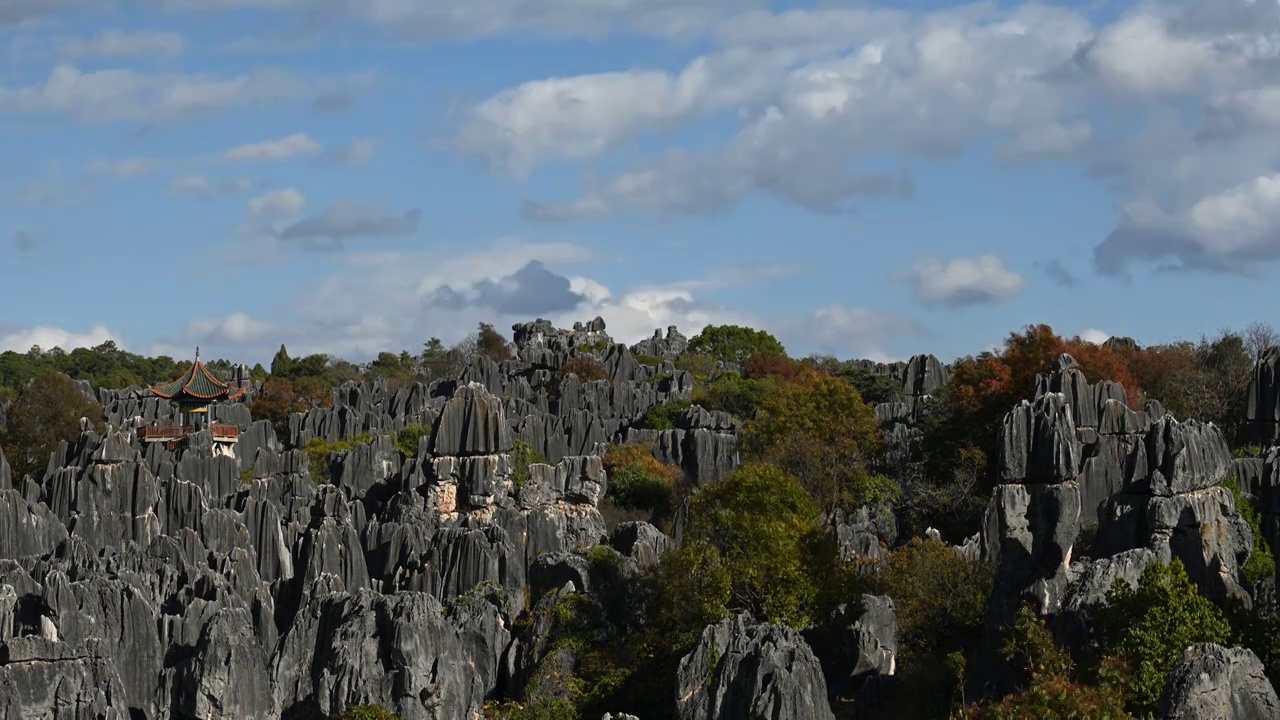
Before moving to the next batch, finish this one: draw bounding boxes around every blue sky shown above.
[0,0,1275,365]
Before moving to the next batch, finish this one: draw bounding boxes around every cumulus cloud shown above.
[0,65,374,124]
[432,260,587,316]
[87,157,154,177]
[0,324,119,353]
[224,133,322,162]
[248,188,307,220]
[57,30,186,60]
[182,313,275,345]
[171,175,254,195]
[485,3,1092,215]
[783,305,926,362]
[1095,174,1280,274]
[905,255,1028,306]
[180,0,742,42]
[275,202,421,249]
[329,137,377,165]
[1040,259,1080,287]
[451,0,1280,276]
[1078,328,1111,344]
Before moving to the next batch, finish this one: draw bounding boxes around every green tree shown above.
[602,443,682,521]
[477,322,510,362]
[685,462,826,628]
[742,370,892,510]
[1,371,104,479]
[876,538,994,718]
[269,344,293,377]
[686,325,786,365]
[961,606,1131,720]
[1097,559,1232,716]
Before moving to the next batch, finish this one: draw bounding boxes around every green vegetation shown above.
[687,324,786,365]
[1,370,104,480]
[1222,478,1275,585]
[575,341,610,354]
[633,353,663,367]
[302,433,373,483]
[559,357,608,383]
[510,440,546,493]
[684,462,830,628]
[635,400,691,430]
[339,706,402,720]
[741,369,892,510]
[602,443,682,522]
[961,606,1130,720]
[1097,559,1232,716]
[394,424,433,458]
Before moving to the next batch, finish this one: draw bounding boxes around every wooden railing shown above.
[138,424,240,441]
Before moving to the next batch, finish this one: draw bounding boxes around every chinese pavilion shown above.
[139,348,245,444]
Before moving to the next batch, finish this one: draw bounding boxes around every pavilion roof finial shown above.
[195,346,200,361]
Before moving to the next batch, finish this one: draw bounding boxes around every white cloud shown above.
[0,325,120,353]
[1096,173,1280,272]
[498,3,1092,215]
[1079,12,1230,96]
[333,137,377,165]
[171,175,212,193]
[997,121,1093,162]
[58,30,186,60]
[248,187,307,219]
[183,313,275,345]
[224,133,322,162]
[905,255,1028,306]
[171,175,255,195]
[87,157,154,177]
[784,305,926,362]
[184,0,744,41]
[1079,328,1111,344]
[0,65,373,123]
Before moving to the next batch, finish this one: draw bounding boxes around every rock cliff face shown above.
[676,613,836,720]
[972,354,1259,695]
[1158,643,1280,720]
[0,317,726,720]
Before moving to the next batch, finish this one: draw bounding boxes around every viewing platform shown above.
[138,424,240,443]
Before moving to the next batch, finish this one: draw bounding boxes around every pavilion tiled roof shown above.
[149,352,246,402]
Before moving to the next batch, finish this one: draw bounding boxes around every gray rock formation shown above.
[676,613,835,720]
[1157,643,1280,720]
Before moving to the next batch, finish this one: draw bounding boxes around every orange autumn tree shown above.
[917,325,1145,537]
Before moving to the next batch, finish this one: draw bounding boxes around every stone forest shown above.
[0,317,1278,720]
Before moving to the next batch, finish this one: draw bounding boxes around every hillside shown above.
[0,317,1278,720]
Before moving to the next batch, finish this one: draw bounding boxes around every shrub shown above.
[636,400,691,431]
[602,443,681,519]
[687,325,786,365]
[686,462,825,628]
[560,357,608,383]
[633,353,663,367]
[1222,478,1275,585]
[340,705,402,720]
[394,424,433,458]
[1096,559,1231,715]
[884,538,993,657]
[303,433,372,483]
[511,440,546,493]
[742,371,890,510]
[482,699,580,720]
[1,370,103,480]
[960,606,1129,720]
